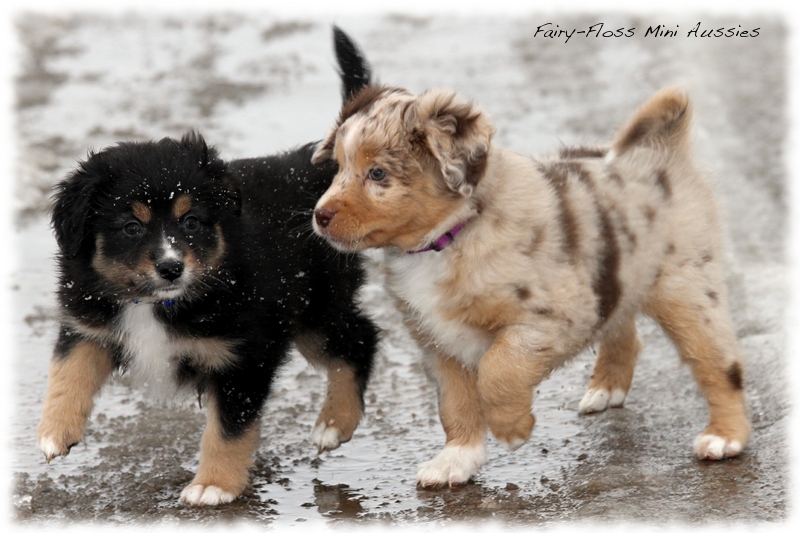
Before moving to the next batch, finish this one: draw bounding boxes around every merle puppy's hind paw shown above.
[416,443,487,488]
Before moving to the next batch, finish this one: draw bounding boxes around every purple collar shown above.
[407,223,466,254]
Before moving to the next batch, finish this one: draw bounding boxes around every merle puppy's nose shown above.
[314,207,335,229]
[156,260,184,282]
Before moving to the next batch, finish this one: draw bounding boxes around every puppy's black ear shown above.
[51,155,106,259]
[333,26,372,103]
[179,131,219,170]
[180,130,242,217]
[404,88,495,196]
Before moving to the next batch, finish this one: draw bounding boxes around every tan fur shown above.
[181,225,227,274]
[182,395,260,502]
[644,283,750,454]
[131,201,152,223]
[37,341,115,461]
[612,87,691,157]
[313,85,750,486]
[314,172,457,251]
[295,332,363,448]
[173,194,192,219]
[92,235,157,289]
[92,224,227,297]
[475,330,539,446]
[431,352,485,447]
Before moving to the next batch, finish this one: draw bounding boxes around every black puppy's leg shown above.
[180,392,261,506]
[180,341,285,506]
[296,310,378,453]
[37,331,115,462]
[295,332,362,452]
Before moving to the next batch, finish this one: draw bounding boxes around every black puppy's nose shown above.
[156,260,184,282]
[314,207,336,229]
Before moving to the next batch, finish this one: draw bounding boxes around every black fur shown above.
[53,134,378,438]
[48,27,376,449]
[333,25,372,103]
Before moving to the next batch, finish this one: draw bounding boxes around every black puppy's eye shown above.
[182,215,201,232]
[368,167,387,181]
[123,221,142,237]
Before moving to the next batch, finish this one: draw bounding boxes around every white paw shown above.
[38,436,62,462]
[37,435,73,463]
[312,420,344,453]
[693,434,743,460]
[416,443,487,488]
[578,388,627,414]
[504,437,527,452]
[180,484,236,506]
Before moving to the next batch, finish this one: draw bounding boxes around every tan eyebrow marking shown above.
[131,201,151,224]
[173,195,192,219]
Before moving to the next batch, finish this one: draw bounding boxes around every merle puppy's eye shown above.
[368,167,387,181]
[123,221,142,237]
[182,215,201,232]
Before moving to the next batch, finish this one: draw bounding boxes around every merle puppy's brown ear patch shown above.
[403,88,495,196]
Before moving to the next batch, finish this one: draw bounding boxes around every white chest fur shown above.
[386,251,492,368]
[116,303,182,400]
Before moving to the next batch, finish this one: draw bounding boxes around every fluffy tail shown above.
[333,26,372,103]
[609,87,692,160]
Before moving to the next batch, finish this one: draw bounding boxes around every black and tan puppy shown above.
[37,30,379,506]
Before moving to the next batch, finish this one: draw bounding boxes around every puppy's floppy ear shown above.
[311,129,337,165]
[404,88,495,196]
[51,154,107,259]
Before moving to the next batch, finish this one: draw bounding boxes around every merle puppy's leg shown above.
[37,330,116,462]
[476,323,582,450]
[579,318,643,414]
[644,268,750,460]
[296,304,378,453]
[416,350,487,488]
[180,343,286,506]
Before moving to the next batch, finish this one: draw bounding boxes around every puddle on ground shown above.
[10,13,789,528]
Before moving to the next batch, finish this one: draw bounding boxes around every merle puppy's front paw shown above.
[416,443,487,488]
[483,406,535,451]
[180,483,238,506]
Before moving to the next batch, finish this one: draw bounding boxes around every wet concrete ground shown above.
[8,11,791,529]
